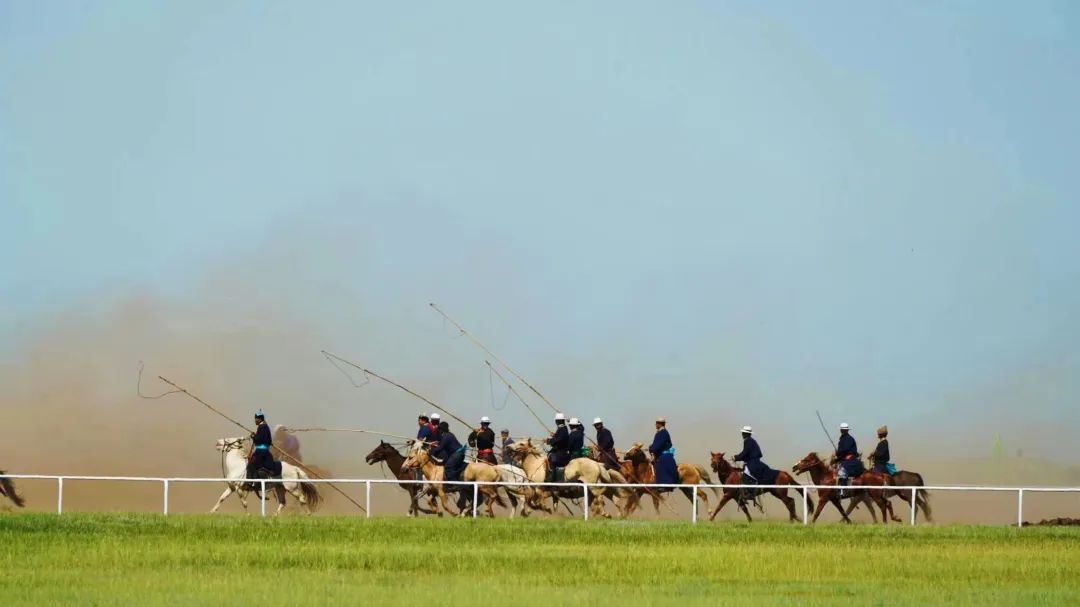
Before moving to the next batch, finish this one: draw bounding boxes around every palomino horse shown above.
[619,443,716,518]
[365,441,437,517]
[708,452,810,522]
[402,441,507,517]
[792,452,891,524]
[506,439,626,518]
[1,472,25,508]
[211,438,322,515]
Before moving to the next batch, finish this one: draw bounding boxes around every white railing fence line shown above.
[2,474,1077,528]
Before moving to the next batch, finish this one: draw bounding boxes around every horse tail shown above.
[300,481,321,512]
[695,465,721,498]
[913,473,932,520]
[0,474,25,508]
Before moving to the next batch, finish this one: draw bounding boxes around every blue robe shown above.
[836,433,864,477]
[568,427,586,459]
[249,423,281,477]
[432,432,466,483]
[595,427,618,469]
[547,424,570,468]
[734,436,778,484]
[417,425,433,442]
[648,428,679,485]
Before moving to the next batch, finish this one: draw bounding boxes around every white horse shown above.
[211,437,321,515]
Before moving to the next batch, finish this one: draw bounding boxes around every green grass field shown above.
[1,514,1078,606]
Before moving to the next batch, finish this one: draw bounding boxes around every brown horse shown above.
[365,441,437,517]
[1,473,25,508]
[792,452,892,524]
[853,463,934,523]
[708,452,809,522]
[620,443,714,518]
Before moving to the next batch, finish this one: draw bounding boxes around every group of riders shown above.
[245,408,898,495]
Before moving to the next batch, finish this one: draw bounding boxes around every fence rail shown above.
[2,474,1077,527]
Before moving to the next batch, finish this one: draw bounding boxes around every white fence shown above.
[2,474,1077,527]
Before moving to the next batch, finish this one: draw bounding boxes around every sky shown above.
[2,2,1079,462]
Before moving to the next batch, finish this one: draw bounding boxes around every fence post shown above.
[365,480,371,519]
[260,480,267,517]
[583,484,590,521]
[163,479,170,516]
[1017,489,1024,528]
[472,483,479,518]
[57,477,64,515]
[910,488,917,526]
[692,486,698,524]
[802,487,808,525]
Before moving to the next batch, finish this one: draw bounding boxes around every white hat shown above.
[741,425,753,434]
[431,412,441,420]
[592,417,603,425]
[656,416,666,423]
[554,413,566,421]
[839,422,850,430]
[480,416,491,424]
[569,417,580,426]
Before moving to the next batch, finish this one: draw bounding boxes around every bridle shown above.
[220,438,246,479]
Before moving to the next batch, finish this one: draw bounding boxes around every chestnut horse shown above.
[852,461,934,523]
[792,452,892,524]
[1,472,25,508]
[620,443,715,517]
[708,452,809,522]
[364,441,437,517]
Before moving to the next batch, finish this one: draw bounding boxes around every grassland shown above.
[1,514,1078,606]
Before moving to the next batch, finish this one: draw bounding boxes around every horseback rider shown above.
[732,425,778,498]
[649,417,679,492]
[428,413,441,437]
[567,418,588,460]
[499,429,515,465]
[431,421,467,484]
[546,413,571,482]
[417,414,433,443]
[593,417,619,470]
[836,422,865,489]
[871,425,892,475]
[247,409,281,481]
[467,416,498,465]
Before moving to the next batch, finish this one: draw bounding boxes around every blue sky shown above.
[2,2,1079,458]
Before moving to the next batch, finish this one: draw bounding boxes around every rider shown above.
[546,413,571,482]
[417,414,433,443]
[428,413,441,437]
[567,418,588,460]
[836,422,865,488]
[649,417,679,492]
[499,429,515,465]
[468,416,498,465]
[871,425,892,474]
[248,409,279,480]
[593,417,619,470]
[432,421,467,484]
[733,425,776,486]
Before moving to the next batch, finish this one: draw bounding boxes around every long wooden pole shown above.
[486,361,552,434]
[320,350,474,430]
[430,303,560,414]
[157,376,366,513]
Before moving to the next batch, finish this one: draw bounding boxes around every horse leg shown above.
[709,493,734,521]
[211,486,234,513]
[828,493,851,523]
[811,492,830,523]
[775,490,798,522]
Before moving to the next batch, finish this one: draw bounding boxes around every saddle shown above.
[740,472,760,500]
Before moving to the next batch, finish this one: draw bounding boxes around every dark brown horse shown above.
[0,473,25,508]
[708,452,809,522]
[853,464,933,523]
[792,452,893,524]
[364,441,436,517]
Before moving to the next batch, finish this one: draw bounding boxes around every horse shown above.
[402,441,508,517]
[792,452,891,524]
[0,472,25,509]
[853,460,933,523]
[619,443,716,518]
[708,452,810,522]
[364,441,437,517]
[210,438,322,515]
[506,439,626,518]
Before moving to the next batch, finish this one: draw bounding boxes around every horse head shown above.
[216,437,246,453]
[710,451,732,475]
[623,442,646,463]
[401,440,430,470]
[792,451,824,475]
[365,440,399,465]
